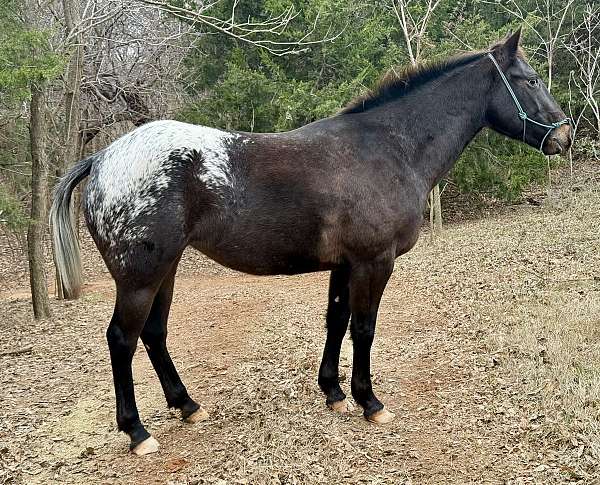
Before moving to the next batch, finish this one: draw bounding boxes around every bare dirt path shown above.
[1,266,519,484]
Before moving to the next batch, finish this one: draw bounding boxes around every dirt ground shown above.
[1,167,599,484]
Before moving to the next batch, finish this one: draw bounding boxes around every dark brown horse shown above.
[50,30,572,455]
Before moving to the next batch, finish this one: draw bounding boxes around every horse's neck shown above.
[364,67,489,193]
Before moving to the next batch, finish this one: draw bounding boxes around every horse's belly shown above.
[189,237,330,276]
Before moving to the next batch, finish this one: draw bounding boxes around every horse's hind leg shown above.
[106,284,159,455]
[140,262,207,424]
[318,266,354,413]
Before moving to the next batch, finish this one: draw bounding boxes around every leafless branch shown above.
[137,0,344,56]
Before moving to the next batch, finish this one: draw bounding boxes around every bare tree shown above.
[392,0,442,65]
[54,0,86,299]
[565,3,600,139]
[78,0,192,146]
[392,0,443,237]
[62,0,84,167]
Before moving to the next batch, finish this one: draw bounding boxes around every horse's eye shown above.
[528,78,539,87]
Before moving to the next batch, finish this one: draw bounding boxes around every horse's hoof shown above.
[328,398,355,414]
[365,408,395,424]
[132,436,159,456]
[184,407,209,424]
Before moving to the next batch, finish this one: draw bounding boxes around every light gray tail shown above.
[49,156,95,299]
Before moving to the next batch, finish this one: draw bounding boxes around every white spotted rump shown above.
[86,120,241,246]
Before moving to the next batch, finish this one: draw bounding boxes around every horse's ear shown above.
[491,27,522,66]
[503,27,522,57]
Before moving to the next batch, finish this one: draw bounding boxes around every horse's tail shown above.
[49,155,95,300]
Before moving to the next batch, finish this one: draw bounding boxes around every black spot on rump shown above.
[168,148,213,185]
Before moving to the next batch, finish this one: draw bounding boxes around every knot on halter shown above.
[487,53,570,152]
[551,119,569,129]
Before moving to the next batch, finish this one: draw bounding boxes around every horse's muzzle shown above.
[544,123,573,155]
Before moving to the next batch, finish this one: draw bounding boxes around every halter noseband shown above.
[487,52,570,152]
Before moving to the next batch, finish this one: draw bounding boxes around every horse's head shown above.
[485,29,572,155]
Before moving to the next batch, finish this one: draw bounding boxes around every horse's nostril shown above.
[552,124,573,152]
[550,135,571,153]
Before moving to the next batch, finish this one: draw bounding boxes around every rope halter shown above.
[487,53,571,152]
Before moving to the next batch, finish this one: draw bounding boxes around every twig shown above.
[0,346,33,357]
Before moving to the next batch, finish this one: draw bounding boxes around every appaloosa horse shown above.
[50,29,572,455]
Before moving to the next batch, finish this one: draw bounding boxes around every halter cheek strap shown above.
[487,53,570,152]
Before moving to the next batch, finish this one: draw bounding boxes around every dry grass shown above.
[1,162,600,484]
[482,173,600,483]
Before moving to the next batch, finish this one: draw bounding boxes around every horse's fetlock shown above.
[117,413,141,433]
[318,374,336,392]
[166,384,191,409]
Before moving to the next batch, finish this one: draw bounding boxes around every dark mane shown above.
[340,51,487,115]
[341,40,529,115]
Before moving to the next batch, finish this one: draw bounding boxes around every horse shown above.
[50,29,572,455]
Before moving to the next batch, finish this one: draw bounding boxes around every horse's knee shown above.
[106,323,137,362]
[350,324,375,343]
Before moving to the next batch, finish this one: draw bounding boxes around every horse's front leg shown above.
[318,266,353,413]
[348,255,395,423]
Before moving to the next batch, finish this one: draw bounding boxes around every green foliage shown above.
[0,118,31,234]
[575,136,600,161]
[0,0,62,99]
[180,0,403,130]
[455,131,553,201]
[178,1,593,199]
[0,30,62,98]
[0,187,27,232]
[0,0,61,236]
[0,186,29,232]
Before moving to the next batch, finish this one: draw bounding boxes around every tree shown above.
[56,0,85,299]
[0,0,62,317]
[565,3,600,139]
[28,84,52,318]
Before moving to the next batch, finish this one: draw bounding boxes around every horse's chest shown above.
[394,220,421,256]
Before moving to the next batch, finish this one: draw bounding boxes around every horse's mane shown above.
[340,43,526,115]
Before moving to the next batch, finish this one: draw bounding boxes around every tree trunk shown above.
[56,0,84,299]
[429,184,442,239]
[62,0,83,169]
[27,85,52,319]
[547,49,553,93]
